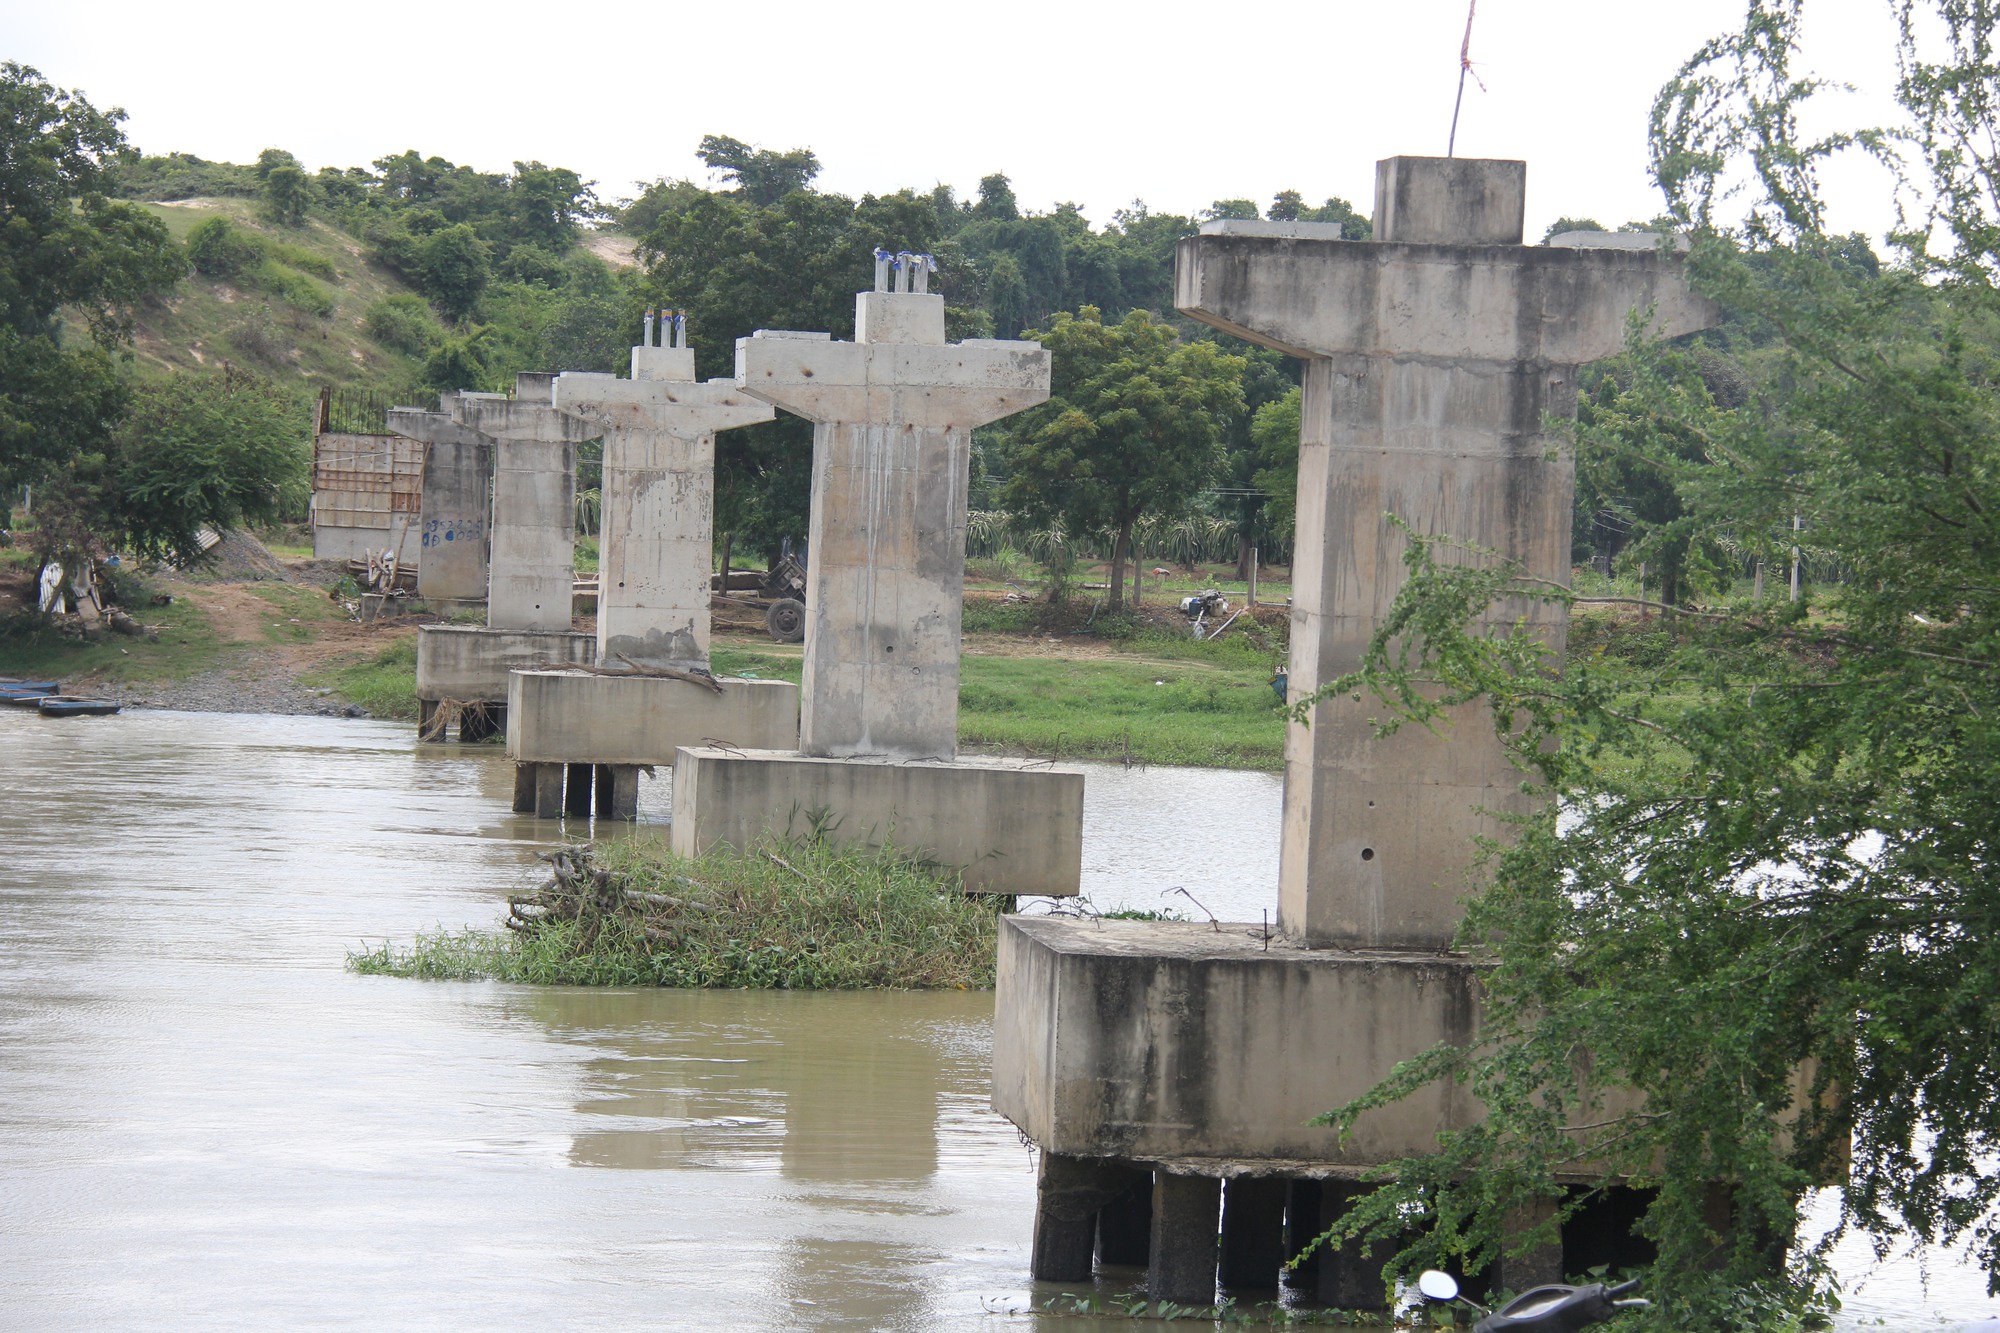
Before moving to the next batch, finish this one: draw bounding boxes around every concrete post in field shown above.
[990,156,1728,1298]
[669,257,1084,895]
[505,312,797,818]
[1176,157,1720,950]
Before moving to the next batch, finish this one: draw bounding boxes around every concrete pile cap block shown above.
[506,669,799,766]
[670,746,1083,895]
[414,623,596,703]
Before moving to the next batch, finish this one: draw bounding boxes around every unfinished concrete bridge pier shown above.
[670,252,1086,896]
[392,376,599,741]
[990,156,1722,1306]
[505,313,798,820]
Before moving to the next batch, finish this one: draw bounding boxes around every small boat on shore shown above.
[1,683,61,705]
[36,696,120,718]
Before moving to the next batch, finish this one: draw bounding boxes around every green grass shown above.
[348,837,1003,989]
[959,654,1285,769]
[243,583,346,642]
[0,577,232,684]
[304,637,419,720]
[129,200,429,387]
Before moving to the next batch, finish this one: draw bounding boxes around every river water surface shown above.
[1,709,1993,1329]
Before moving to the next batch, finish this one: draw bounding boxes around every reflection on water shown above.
[0,709,1991,1329]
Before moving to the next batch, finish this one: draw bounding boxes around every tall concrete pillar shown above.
[1175,157,1721,949]
[552,334,773,671]
[1148,1172,1221,1305]
[448,376,597,634]
[416,432,489,602]
[735,285,1049,759]
[392,376,596,633]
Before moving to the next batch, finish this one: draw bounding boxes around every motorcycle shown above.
[1415,1269,1649,1331]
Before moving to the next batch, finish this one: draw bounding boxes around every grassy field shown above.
[715,623,1288,769]
[301,638,421,721]
[350,837,1003,989]
[124,199,428,388]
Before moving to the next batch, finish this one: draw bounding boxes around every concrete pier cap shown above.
[992,155,1723,1299]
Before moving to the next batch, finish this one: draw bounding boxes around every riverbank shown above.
[1,540,1295,769]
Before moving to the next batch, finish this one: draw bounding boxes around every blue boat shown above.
[1,683,60,706]
[37,696,120,718]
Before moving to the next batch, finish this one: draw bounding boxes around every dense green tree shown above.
[1203,198,1260,221]
[417,223,491,321]
[1000,307,1246,610]
[1248,384,1302,544]
[97,370,309,559]
[260,164,313,227]
[696,134,820,206]
[503,160,598,250]
[1304,2,2000,1325]
[0,62,184,499]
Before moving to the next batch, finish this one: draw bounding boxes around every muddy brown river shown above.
[1,709,1992,1328]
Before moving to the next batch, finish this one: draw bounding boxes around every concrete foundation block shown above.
[415,624,595,707]
[670,748,1083,896]
[1219,1176,1287,1290]
[1148,1172,1220,1306]
[505,670,800,766]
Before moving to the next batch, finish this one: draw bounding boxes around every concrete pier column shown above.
[1317,1180,1390,1310]
[415,430,490,602]
[735,290,1049,760]
[552,352,772,672]
[512,763,536,813]
[1282,1179,1322,1285]
[1031,1153,1108,1283]
[533,763,564,820]
[1097,1176,1153,1267]
[1147,1172,1220,1306]
[417,698,438,739]
[390,377,596,635]
[594,763,615,816]
[565,763,593,817]
[593,764,641,821]
[1173,159,1721,950]
[1218,1176,1286,1290]
[1495,1196,1564,1293]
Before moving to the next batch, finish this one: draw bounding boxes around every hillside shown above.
[125,198,433,391]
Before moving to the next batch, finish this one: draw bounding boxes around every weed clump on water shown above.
[348,839,1005,989]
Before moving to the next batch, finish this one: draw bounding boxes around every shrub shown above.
[261,265,334,318]
[185,216,262,276]
[365,295,443,356]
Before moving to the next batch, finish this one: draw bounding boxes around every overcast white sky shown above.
[6,0,1910,243]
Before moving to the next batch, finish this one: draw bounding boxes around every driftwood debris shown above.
[505,845,719,948]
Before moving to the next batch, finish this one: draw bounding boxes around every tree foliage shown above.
[0,62,183,497]
[1305,3,2000,1326]
[999,307,1245,609]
